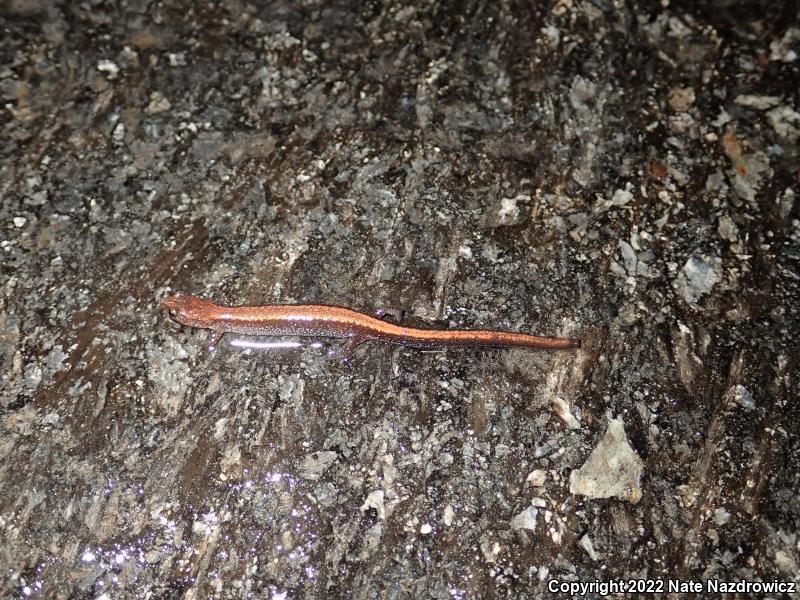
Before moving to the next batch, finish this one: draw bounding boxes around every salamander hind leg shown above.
[208,329,224,350]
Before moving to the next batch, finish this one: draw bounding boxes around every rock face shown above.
[1,1,798,597]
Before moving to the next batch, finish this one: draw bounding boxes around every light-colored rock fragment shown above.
[299,451,338,480]
[714,507,731,526]
[569,417,643,503]
[731,384,755,410]
[767,106,800,143]
[552,397,581,429]
[774,549,798,577]
[733,95,781,110]
[610,187,633,206]
[668,86,695,112]
[443,504,455,526]
[673,256,722,306]
[570,75,596,111]
[491,194,528,227]
[360,490,385,520]
[733,151,771,201]
[526,469,547,487]
[717,215,738,242]
[480,536,501,563]
[511,506,538,532]
[145,91,172,114]
[769,27,800,62]
[578,534,599,560]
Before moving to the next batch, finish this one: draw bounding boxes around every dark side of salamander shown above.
[161,292,581,358]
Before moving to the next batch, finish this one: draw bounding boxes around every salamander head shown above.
[162,292,217,328]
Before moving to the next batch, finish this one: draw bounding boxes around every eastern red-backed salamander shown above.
[162,292,581,357]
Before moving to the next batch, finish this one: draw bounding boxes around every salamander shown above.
[161,292,581,357]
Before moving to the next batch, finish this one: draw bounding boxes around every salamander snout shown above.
[162,292,216,327]
[161,292,183,315]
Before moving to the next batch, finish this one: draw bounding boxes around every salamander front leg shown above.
[375,306,405,323]
[329,335,367,363]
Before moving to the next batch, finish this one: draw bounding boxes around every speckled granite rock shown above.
[1,1,798,598]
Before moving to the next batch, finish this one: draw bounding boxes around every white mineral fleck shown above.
[112,122,125,144]
[541,25,560,46]
[443,504,455,526]
[96,59,120,77]
[497,196,520,224]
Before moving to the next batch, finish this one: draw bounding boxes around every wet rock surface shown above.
[1,1,798,597]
